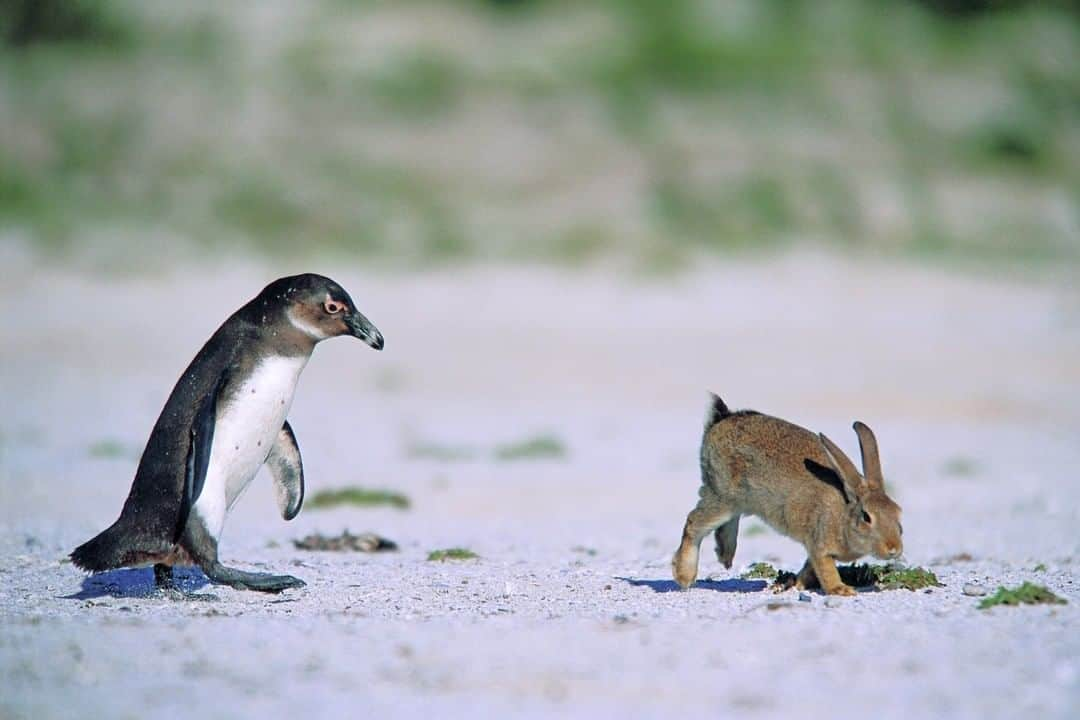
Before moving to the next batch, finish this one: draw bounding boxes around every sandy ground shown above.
[1,248,1078,719]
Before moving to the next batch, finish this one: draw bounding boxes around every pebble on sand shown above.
[962,583,988,597]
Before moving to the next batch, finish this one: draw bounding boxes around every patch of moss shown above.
[87,439,133,459]
[427,547,479,562]
[493,434,567,462]
[978,582,1066,610]
[743,524,768,537]
[1033,563,1047,572]
[741,562,779,580]
[839,563,943,590]
[942,456,979,477]
[406,441,476,462]
[306,487,411,510]
[369,50,463,118]
[544,224,616,266]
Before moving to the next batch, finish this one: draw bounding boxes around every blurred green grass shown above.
[0,0,1076,271]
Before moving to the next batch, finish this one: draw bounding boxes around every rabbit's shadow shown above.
[62,567,210,600]
[617,577,767,594]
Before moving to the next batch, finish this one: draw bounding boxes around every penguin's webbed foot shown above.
[161,587,221,602]
[154,563,219,601]
[203,563,306,593]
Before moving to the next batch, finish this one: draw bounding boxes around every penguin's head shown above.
[263,274,384,350]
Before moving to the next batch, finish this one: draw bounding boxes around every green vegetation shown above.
[1033,563,1047,572]
[493,434,567,462]
[87,439,133,460]
[404,434,569,463]
[406,441,476,463]
[2,1,1077,271]
[306,487,411,510]
[741,562,779,580]
[978,582,1067,610]
[370,50,463,118]
[427,547,479,562]
[0,0,133,48]
[942,457,980,477]
[839,563,943,590]
[741,561,941,590]
[743,524,768,538]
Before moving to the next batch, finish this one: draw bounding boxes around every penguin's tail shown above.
[70,521,132,572]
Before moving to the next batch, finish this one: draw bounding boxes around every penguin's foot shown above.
[161,587,221,602]
[203,563,306,593]
[154,563,219,601]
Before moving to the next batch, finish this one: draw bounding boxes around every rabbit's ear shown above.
[818,432,866,502]
[853,421,884,491]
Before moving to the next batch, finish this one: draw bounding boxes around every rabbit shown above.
[672,394,903,596]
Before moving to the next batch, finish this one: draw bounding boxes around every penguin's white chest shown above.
[193,355,309,538]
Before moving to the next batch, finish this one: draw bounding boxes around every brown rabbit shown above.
[672,394,903,596]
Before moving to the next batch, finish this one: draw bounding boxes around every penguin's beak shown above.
[346,311,384,350]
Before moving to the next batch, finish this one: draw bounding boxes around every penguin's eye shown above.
[324,300,344,315]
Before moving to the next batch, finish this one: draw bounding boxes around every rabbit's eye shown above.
[861,510,873,525]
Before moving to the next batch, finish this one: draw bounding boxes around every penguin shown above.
[71,273,384,593]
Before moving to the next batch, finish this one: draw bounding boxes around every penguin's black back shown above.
[72,309,254,570]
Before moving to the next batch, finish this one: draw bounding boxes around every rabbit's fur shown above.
[672,395,903,595]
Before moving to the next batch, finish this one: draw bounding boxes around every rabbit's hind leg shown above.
[672,493,734,589]
[713,515,740,569]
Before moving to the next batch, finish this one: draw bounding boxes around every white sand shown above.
[1,250,1077,719]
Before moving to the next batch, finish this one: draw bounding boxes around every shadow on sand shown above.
[62,567,211,600]
[616,577,768,594]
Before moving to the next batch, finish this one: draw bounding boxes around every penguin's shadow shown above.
[63,567,210,600]
[616,576,768,594]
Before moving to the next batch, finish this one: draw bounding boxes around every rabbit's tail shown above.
[704,393,732,430]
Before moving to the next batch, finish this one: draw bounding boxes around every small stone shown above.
[798,592,812,603]
[962,583,987,597]
[824,596,844,608]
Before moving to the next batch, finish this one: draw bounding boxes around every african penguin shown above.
[71,274,384,593]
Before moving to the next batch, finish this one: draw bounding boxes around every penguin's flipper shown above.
[178,370,229,537]
[267,421,304,521]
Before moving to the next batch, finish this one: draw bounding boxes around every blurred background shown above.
[1,0,1077,272]
[2,6,1079,718]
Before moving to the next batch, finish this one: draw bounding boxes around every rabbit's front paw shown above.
[824,584,856,597]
